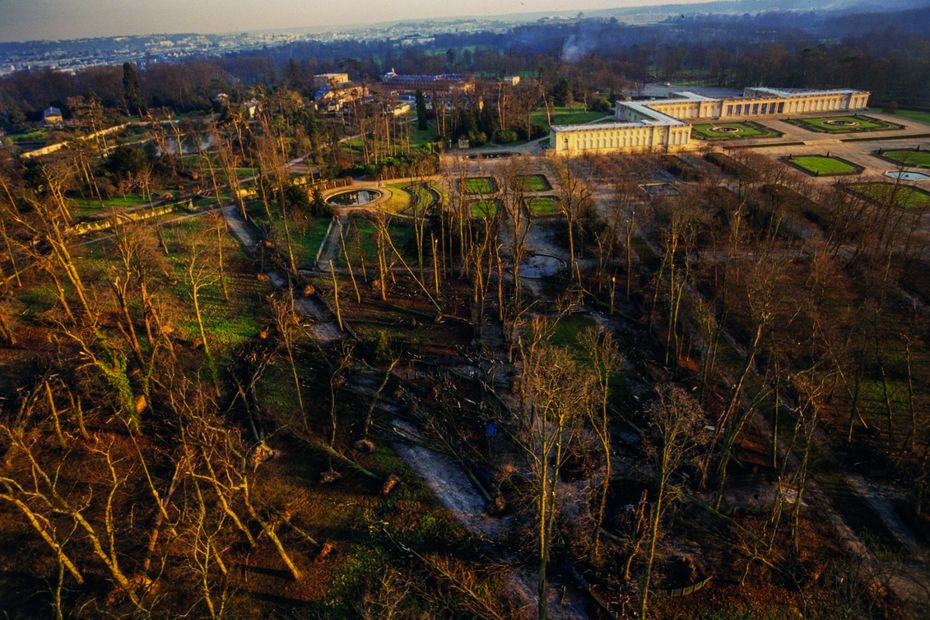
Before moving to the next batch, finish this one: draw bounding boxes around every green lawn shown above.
[517,174,552,192]
[409,120,439,148]
[405,183,438,214]
[848,183,930,209]
[464,177,496,194]
[162,217,267,355]
[549,314,598,355]
[532,105,608,131]
[269,215,333,266]
[470,200,500,219]
[787,155,860,176]
[338,218,417,265]
[877,149,930,168]
[246,197,331,267]
[381,184,412,215]
[70,194,150,218]
[527,196,560,217]
[870,108,930,126]
[787,115,902,134]
[691,121,782,141]
[342,135,364,151]
[7,127,49,143]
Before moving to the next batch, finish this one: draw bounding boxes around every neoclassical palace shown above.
[550,87,870,156]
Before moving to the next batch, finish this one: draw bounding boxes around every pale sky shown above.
[0,0,714,42]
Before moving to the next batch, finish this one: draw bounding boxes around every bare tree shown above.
[640,384,705,619]
[516,317,596,619]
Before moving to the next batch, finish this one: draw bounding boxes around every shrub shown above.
[495,129,518,144]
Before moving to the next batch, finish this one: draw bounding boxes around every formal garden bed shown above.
[517,174,553,192]
[469,199,500,219]
[463,177,497,194]
[526,196,561,217]
[784,154,863,177]
[786,115,903,134]
[690,121,782,141]
[874,148,930,169]
[845,182,930,209]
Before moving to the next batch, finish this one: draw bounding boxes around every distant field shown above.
[787,155,861,176]
[788,115,902,134]
[877,149,930,168]
[847,183,930,209]
[691,121,781,141]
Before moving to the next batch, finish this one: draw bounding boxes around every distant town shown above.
[0,16,578,76]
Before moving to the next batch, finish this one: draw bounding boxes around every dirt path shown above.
[222,205,346,342]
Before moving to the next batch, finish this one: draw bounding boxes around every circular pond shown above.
[327,189,382,207]
[710,126,741,133]
[885,170,930,181]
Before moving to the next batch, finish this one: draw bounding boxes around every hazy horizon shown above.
[0,0,718,43]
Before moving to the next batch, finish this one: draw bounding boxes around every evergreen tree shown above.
[122,62,144,117]
[415,90,429,131]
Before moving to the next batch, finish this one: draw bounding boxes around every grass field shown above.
[464,177,496,194]
[787,115,902,134]
[787,155,861,176]
[531,105,607,131]
[517,174,552,192]
[848,183,930,209]
[690,121,782,141]
[527,196,560,217]
[877,149,930,168]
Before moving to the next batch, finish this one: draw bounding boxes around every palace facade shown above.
[550,87,870,156]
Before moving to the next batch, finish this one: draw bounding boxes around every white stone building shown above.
[550,87,870,156]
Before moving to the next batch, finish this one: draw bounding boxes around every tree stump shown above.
[381,474,400,495]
